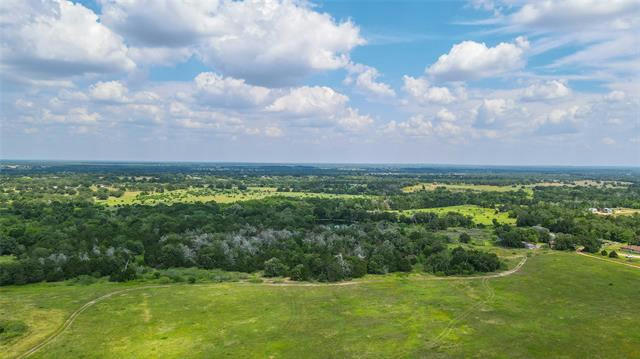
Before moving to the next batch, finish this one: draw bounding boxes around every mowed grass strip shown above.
[5,252,637,359]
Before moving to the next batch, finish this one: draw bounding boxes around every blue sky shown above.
[1,0,639,165]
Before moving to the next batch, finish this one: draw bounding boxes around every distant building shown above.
[588,208,613,215]
[621,245,640,254]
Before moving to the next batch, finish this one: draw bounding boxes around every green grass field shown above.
[402,183,534,196]
[0,255,16,264]
[394,205,516,225]
[401,180,630,195]
[97,187,370,206]
[2,251,639,358]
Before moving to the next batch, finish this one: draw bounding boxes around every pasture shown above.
[402,183,531,194]
[395,205,516,225]
[2,252,639,358]
[97,187,370,206]
[402,180,631,194]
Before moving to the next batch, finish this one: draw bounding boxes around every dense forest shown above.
[1,162,639,285]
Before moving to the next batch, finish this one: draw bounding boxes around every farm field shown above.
[2,252,639,359]
[97,187,370,206]
[394,205,516,225]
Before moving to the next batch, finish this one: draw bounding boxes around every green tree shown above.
[459,233,471,244]
[263,257,289,277]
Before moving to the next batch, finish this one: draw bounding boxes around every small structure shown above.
[588,208,614,215]
[621,245,640,254]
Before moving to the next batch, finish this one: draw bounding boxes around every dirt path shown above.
[17,257,527,359]
[577,251,640,269]
[16,285,172,359]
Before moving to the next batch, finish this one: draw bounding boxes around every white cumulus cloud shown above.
[426,37,529,81]
[194,72,272,108]
[521,80,571,101]
[0,0,134,81]
[267,86,348,116]
[403,76,456,104]
[100,0,364,85]
[345,63,396,98]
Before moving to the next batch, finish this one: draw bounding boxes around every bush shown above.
[609,250,619,258]
[188,276,196,284]
[601,250,608,256]
[109,265,138,282]
[289,264,309,281]
[459,233,471,244]
[263,257,289,277]
[580,237,602,253]
[72,274,97,286]
[347,257,367,278]
[553,234,577,251]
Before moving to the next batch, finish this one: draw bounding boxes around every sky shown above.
[1,0,639,166]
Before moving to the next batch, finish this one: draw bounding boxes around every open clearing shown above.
[3,252,639,359]
[402,180,630,194]
[611,208,640,216]
[97,187,370,206]
[402,183,532,194]
[394,205,516,225]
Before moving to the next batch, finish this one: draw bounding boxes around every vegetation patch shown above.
[97,187,370,206]
[4,253,638,358]
[395,205,515,225]
[0,320,28,344]
[402,183,532,195]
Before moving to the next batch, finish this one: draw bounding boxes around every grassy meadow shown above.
[402,183,532,194]
[2,251,639,359]
[394,205,516,225]
[401,180,631,195]
[97,187,370,206]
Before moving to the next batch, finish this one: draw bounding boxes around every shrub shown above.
[459,233,471,244]
[289,264,309,281]
[263,257,289,277]
[609,250,619,258]
[580,237,602,253]
[601,250,608,256]
[74,275,97,286]
[553,234,577,251]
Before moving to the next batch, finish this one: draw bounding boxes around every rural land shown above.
[1,161,639,358]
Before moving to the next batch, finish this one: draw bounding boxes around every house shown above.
[621,245,640,254]
[588,208,613,215]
